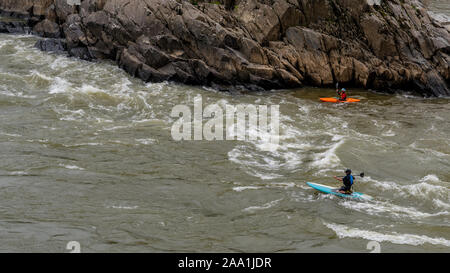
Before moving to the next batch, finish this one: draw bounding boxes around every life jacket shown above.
[340,91,347,101]
[343,174,354,190]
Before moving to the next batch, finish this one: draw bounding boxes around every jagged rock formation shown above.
[0,0,449,96]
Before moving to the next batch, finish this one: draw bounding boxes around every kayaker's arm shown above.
[333,176,343,182]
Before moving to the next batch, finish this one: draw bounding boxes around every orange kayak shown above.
[320,98,360,103]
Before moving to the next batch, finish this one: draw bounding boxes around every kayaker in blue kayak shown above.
[334,169,354,194]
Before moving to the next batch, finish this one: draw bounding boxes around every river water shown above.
[430,0,450,15]
[0,6,449,253]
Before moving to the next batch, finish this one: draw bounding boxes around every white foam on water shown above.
[406,182,449,200]
[433,115,445,121]
[7,171,28,176]
[26,138,49,144]
[62,142,103,147]
[135,138,156,145]
[268,182,296,189]
[228,146,292,180]
[433,199,450,210]
[297,104,311,115]
[145,81,171,98]
[29,70,53,82]
[227,109,317,180]
[44,62,158,124]
[49,77,71,94]
[56,108,86,121]
[310,137,345,169]
[409,142,450,157]
[364,175,450,213]
[339,199,448,219]
[102,125,132,131]
[136,93,153,111]
[372,119,381,128]
[226,101,357,181]
[324,222,450,247]
[58,164,85,170]
[254,140,280,153]
[232,186,263,192]
[420,174,441,183]
[45,55,68,71]
[246,169,284,180]
[0,89,36,99]
[0,38,9,48]
[290,190,316,203]
[131,118,164,125]
[232,182,296,192]
[79,84,109,95]
[381,129,396,137]
[242,199,282,212]
[107,205,139,210]
[367,175,448,197]
[227,148,264,167]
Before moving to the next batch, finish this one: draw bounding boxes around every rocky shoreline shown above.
[0,0,449,96]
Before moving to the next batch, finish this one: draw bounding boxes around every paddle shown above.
[336,172,365,178]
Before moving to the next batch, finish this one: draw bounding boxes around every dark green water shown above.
[0,30,448,253]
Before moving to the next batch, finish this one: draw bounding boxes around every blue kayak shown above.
[306,182,372,200]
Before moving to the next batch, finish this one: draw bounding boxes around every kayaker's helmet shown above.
[345,169,352,174]
[341,88,346,92]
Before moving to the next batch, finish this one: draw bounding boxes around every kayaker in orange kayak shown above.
[319,83,359,103]
[337,88,347,101]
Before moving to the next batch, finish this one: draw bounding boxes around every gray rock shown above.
[34,38,66,53]
[33,19,61,38]
[1,0,449,96]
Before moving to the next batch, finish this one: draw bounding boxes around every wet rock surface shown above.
[1,0,449,96]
